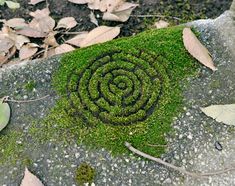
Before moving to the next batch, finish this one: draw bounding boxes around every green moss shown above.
[24,80,36,92]
[31,26,199,157]
[75,163,95,185]
[0,131,24,164]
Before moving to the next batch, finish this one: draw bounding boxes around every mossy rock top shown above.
[48,26,198,157]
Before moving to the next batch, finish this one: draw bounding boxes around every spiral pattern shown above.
[66,49,168,125]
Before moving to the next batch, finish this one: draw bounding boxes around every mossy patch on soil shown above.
[75,162,95,185]
[32,26,199,157]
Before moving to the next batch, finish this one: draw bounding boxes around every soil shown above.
[0,0,233,37]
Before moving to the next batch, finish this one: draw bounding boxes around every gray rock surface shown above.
[0,8,235,186]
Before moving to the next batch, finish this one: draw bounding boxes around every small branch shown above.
[3,95,50,104]
[131,14,181,20]
[60,31,88,35]
[125,142,235,178]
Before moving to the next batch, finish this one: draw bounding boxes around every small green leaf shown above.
[5,1,20,9]
[0,99,10,132]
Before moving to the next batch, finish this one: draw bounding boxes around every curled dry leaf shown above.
[56,17,77,29]
[20,167,44,186]
[80,26,120,47]
[66,32,89,47]
[29,0,45,5]
[19,43,38,60]
[154,20,169,29]
[55,44,75,54]
[0,36,14,52]
[68,0,88,4]
[201,104,235,126]
[14,35,30,49]
[0,98,11,132]
[5,18,28,29]
[16,27,47,38]
[44,32,59,47]
[183,27,217,71]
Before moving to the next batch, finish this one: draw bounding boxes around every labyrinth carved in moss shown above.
[66,49,169,125]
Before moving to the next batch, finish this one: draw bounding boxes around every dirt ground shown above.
[0,0,233,37]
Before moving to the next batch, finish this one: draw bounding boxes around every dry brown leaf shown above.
[56,17,77,29]
[68,0,88,4]
[29,0,46,5]
[103,2,138,22]
[16,27,47,38]
[30,8,50,18]
[66,32,89,47]
[46,48,56,57]
[20,167,44,186]
[80,26,120,47]
[106,0,123,12]
[15,35,30,49]
[44,32,59,47]
[0,36,14,52]
[154,20,169,29]
[19,43,38,60]
[99,0,108,12]
[29,15,55,34]
[5,18,28,28]
[183,27,217,71]
[55,44,75,54]
[201,104,235,126]
[88,0,100,10]
[89,12,99,26]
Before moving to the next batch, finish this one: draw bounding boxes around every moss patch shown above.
[32,26,199,157]
[75,162,95,185]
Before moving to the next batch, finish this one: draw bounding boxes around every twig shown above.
[3,95,50,104]
[125,142,235,178]
[131,14,181,20]
[60,31,88,35]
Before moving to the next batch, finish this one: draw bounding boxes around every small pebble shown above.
[214,141,223,151]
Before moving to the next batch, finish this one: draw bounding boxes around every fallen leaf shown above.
[29,0,45,5]
[99,0,108,12]
[29,14,55,34]
[103,2,138,22]
[88,0,100,10]
[16,27,47,38]
[154,20,169,29]
[19,43,38,60]
[0,98,10,132]
[55,44,75,54]
[43,32,59,47]
[56,17,77,29]
[15,35,30,50]
[5,1,20,9]
[5,18,28,29]
[29,8,50,18]
[20,167,44,186]
[0,36,14,52]
[68,0,88,4]
[80,26,120,47]
[66,32,89,47]
[89,11,98,26]
[106,0,122,12]
[183,27,217,71]
[201,104,235,126]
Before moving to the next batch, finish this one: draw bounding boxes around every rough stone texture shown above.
[0,9,235,186]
